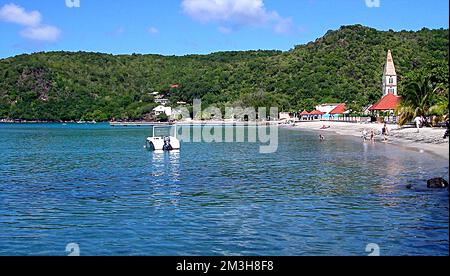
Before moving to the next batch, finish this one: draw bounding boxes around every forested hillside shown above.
[0,25,448,121]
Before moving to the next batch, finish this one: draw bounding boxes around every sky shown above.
[0,0,449,58]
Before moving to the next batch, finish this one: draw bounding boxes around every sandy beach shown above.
[286,121,449,160]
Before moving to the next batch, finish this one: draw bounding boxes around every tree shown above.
[157,113,169,122]
[396,76,446,126]
[0,26,448,121]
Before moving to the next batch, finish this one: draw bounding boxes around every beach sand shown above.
[287,121,449,160]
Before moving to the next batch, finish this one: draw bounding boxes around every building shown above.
[316,104,342,114]
[309,110,325,120]
[298,110,325,120]
[299,110,310,120]
[382,50,398,96]
[369,94,402,114]
[363,105,373,115]
[369,50,401,114]
[329,104,347,118]
[153,105,172,117]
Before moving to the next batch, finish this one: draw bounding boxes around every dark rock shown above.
[427,178,449,189]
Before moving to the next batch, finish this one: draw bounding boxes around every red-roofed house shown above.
[299,110,310,120]
[310,110,325,116]
[316,103,341,114]
[309,110,325,120]
[300,110,310,116]
[369,93,401,112]
[329,104,347,116]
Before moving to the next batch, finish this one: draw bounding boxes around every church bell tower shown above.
[382,50,398,96]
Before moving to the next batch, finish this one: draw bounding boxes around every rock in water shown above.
[427,178,449,189]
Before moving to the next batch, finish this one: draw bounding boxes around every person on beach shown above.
[382,123,389,142]
[370,130,375,143]
[444,120,449,139]
[362,129,368,141]
[414,116,422,133]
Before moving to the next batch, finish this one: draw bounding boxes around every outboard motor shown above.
[163,136,173,151]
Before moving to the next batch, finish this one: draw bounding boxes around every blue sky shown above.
[0,0,448,58]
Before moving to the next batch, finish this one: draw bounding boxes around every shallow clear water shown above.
[0,123,448,256]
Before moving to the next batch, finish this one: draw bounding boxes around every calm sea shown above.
[0,123,448,256]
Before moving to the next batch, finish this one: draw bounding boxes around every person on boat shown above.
[163,136,173,151]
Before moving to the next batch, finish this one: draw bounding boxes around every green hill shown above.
[0,25,448,121]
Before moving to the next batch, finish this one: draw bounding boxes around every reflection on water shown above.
[149,151,181,208]
[150,151,181,180]
[0,123,448,256]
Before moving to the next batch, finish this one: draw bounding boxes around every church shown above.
[369,50,402,115]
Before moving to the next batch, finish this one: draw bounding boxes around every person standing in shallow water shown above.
[382,123,389,142]
[362,129,368,141]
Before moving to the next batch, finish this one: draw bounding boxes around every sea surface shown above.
[0,123,448,256]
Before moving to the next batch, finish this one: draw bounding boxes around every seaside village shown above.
[279,50,401,124]
[149,50,409,126]
[120,49,449,145]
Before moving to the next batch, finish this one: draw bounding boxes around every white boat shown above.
[146,125,180,151]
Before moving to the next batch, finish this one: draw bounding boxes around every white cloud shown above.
[148,26,159,35]
[181,0,293,34]
[20,25,61,42]
[0,3,41,26]
[0,3,60,43]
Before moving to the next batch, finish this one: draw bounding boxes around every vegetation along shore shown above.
[0,25,448,122]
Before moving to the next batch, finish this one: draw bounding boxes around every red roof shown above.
[369,94,401,111]
[300,110,310,116]
[310,110,325,115]
[171,84,181,88]
[329,104,347,115]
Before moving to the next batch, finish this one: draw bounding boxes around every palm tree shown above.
[396,76,447,126]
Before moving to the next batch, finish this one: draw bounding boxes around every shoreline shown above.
[2,120,449,160]
[285,121,449,160]
[0,120,275,126]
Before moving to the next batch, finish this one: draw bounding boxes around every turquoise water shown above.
[0,123,448,256]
